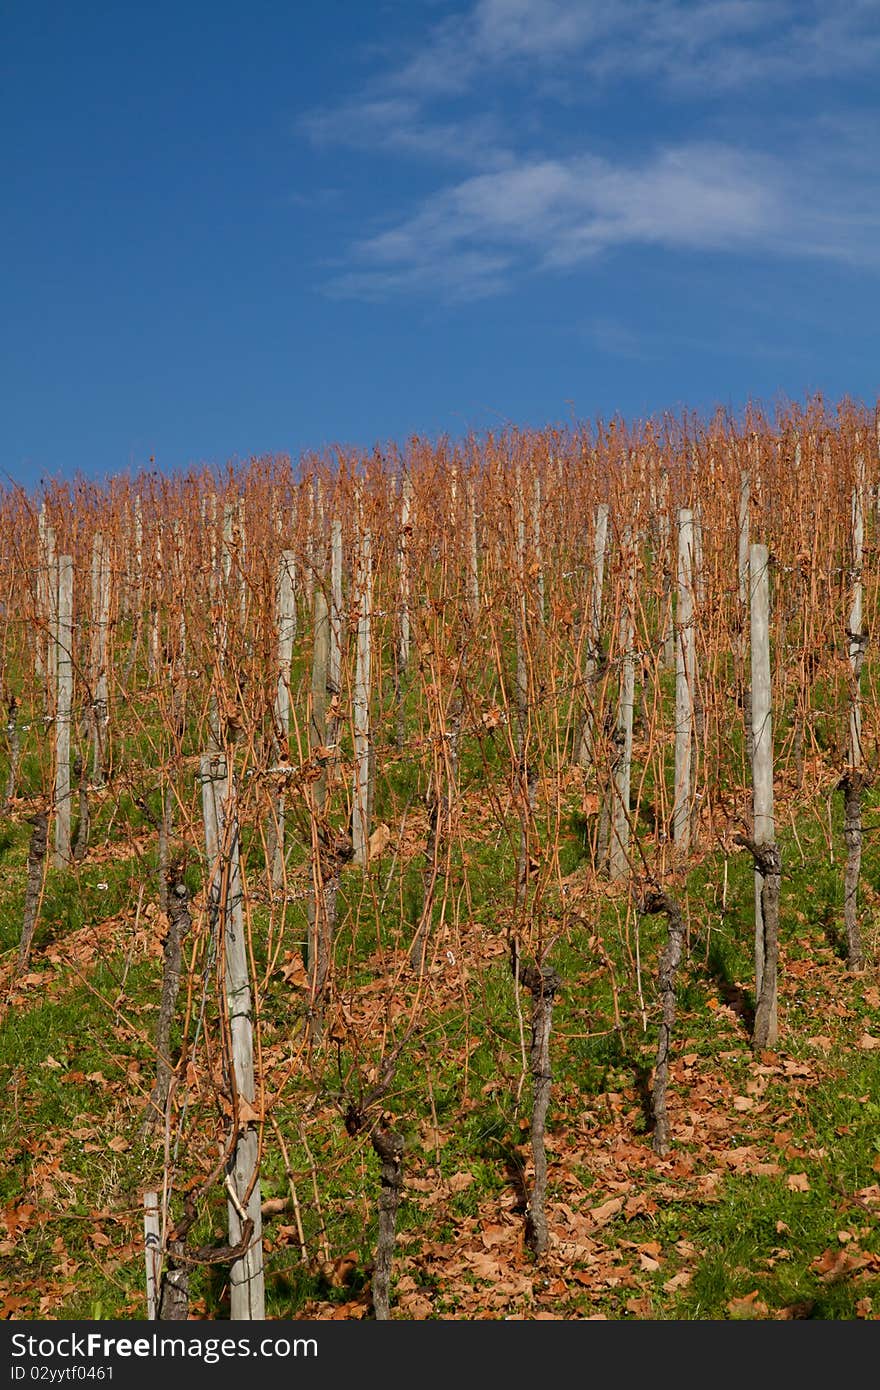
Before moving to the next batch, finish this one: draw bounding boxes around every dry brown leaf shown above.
[787,1172,810,1192]
[368,822,391,858]
[590,1196,625,1226]
[727,1291,769,1319]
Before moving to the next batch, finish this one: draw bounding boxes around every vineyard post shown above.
[396,472,411,748]
[658,472,674,669]
[738,470,752,759]
[200,753,265,1320]
[270,549,296,891]
[749,542,779,1047]
[842,448,867,971]
[89,531,111,784]
[329,515,343,731]
[467,474,480,620]
[52,554,73,867]
[303,479,315,611]
[236,495,248,638]
[352,512,373,867]
[143,1191,161,1320]
[609,526,635,881]
[575,501,609,768]
[673,510,694,855]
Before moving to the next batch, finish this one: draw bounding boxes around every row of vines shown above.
[1,394,878,1318]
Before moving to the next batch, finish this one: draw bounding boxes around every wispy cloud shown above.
[299,1,880,301]
[388,0,880,94]
[300,95,513,169]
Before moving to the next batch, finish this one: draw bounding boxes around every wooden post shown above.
[310,582,330,813]
[514,466,528,758]
[143,1191,161,1320]
[576,503,609,767]
[89,532,111,783]
[352,520,372,867]
[222,501,235,589]
[237,495,248,638]
[749,542,778,1046]
[609,527,635,881]
[270,550,296,890]
[396,474,411,747]
[842,450,867,971]
[200,753,265,1320]
[849,451,865,768]
[329,517,343,707]
[53,555,73,867]
[672,510,694,854]
[738,471,752,758]
[398,473,411,672]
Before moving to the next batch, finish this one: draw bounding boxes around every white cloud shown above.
[300,1,880,301]
[300,95,512,169]
[324,136,880,300]
[388,0,880,93]
[326,143,782,298]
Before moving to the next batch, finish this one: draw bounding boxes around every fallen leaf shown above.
[447,1171,474,1193]
[590,1196,625,1226]
[368,822,391,858]
[727,1291,769,1320]
[787,1172,810,1192]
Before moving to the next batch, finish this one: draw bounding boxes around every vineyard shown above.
[1,394,879,1321]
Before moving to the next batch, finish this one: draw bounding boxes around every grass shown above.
[0,669,879,1322]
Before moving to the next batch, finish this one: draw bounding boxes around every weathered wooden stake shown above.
[89,532,111,783]
[396,474,412,748]
[672,511,694,854]
[576,502,609,767]
[200,753,265,1320]
[842,449,867,971]
[749,543,778,1047]
[511,945,561,1256]
[143,1191,161,1320]
[609,528,635,881]
[738,470,753,759]
[352,520,372,867]
[328,517,343,740]
[53,555,73,867]
[270,550,297,890]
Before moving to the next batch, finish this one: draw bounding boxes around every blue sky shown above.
[3,0,879,491]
